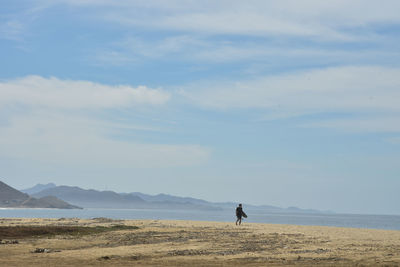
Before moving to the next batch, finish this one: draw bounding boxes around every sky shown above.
[1,0,400,215]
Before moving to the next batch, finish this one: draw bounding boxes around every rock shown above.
[33,248,52,253]
[0,240,19,245]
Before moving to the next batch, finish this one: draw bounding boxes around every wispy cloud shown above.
[0,76,209,168]
[7,1,399,68]
[94,35,208,65]
[303,116,400,133]
[0,111,210,168]
[180,66,400,111]
[71,0,400,68]
[94,34,400,68]
[0,76,170,109]
[0,1,51,42]
[57,0,400,41]
[0,20,25,41]
[179,65,400,132]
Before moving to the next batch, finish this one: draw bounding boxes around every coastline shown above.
[2,208,400,231]
[1,218,400,266]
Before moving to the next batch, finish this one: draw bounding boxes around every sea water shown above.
[1,208,400,230]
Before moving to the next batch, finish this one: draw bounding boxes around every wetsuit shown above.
[236,206,243,219]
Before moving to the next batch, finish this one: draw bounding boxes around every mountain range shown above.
[21,183,57,195]
[30,185,221,210]
[0,181,81,209]
[20,182,326,213]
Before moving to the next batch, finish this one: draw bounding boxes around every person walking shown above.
[235,203,247,225]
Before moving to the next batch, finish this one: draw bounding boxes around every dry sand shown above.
[1,217,400,266]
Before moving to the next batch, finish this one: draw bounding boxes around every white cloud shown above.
[104,35,207,61]
[181,66,400,112]
[179,65,400,132]
[0,1,52,42]
[0,75,170,109]
[0,111,210,168]
[0,75,210,168]
[58,0,400,41]
[8,0,400,66]
[303,116,400,133]
[0,20,25,41]
[94,33,399,67]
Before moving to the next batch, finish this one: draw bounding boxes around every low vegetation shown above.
[0,224,139,239]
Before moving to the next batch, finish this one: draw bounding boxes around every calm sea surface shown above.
[1,208,399,231]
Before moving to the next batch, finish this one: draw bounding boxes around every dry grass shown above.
[1,218,400,266]
[0,224,137,240]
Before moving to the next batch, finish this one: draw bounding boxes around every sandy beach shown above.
[1,218,399,266]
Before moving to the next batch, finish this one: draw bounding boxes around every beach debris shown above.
[129,255,142,261]
[99,256,111,260]
[168,249,209,256]
[93,217,114,223]
[290,248,330,254]
[32,248,60,253]
[0,239,19,244]
[216,250,236,256]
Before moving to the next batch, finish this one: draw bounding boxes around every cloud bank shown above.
[182,66,400,111]
[58,0,400,41]
[0,75,170,109]
[180,66,400,132]
[0,112,209,168]
[0,76,209,168]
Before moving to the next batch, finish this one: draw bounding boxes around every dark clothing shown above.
[235,205,245,225]
[236,206,243,218]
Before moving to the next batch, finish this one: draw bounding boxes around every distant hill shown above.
[19,196,82,209]
[0,181,81,209]
[128,192,323,214]
[33,186,145,208]
[0,181,30,206]
[21,183,56,195]
[28,183,327,213]
[32,185,221,210]
[127,194,328,214]
[128,192,210,205]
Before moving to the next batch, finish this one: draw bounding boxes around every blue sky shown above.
[1,0,400,214]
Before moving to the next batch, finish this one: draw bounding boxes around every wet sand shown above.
[1,217,400,266]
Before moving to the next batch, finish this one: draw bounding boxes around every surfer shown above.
[235,203,247,225]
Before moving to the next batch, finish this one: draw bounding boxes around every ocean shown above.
[1,208,400,231]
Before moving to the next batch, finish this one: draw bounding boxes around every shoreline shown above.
[2,208,400,231]
[1,218,400,266]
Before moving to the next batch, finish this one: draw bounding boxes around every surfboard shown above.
[242,212,247,218]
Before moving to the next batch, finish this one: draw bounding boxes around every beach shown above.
[1,218,399,266]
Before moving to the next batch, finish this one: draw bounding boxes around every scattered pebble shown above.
[33,248,51,253]
[32,248,60,253]
[0,240,19,244]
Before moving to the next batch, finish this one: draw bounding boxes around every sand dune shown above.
[1,218,399,266]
